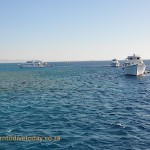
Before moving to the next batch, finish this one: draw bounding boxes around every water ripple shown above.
[0,63,150,149]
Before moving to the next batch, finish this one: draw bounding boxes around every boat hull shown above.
[111,62,120,67]
[123,64,146,76]
[19,65,44,68]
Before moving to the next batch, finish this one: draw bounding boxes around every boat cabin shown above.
[126,54,143,64]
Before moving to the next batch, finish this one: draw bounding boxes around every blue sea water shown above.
[0,61,150,150]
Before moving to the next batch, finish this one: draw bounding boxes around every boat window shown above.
[129,58,132,60]
[137,57,140,59]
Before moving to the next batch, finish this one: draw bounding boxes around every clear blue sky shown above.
[0,0,150,61]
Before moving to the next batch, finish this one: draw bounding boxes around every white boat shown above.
[111,59,120,67]
[18,60,46,68]
[123,54,146,76]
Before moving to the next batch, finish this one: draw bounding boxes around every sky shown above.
[0,0,150,62]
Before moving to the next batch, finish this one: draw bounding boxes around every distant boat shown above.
[18,60,47,68]
[111,59,120,67]
[122,54,146,76]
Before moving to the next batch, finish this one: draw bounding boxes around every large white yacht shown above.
[123,54,146,76]
[18,60,46,68]
[111,59,120,67]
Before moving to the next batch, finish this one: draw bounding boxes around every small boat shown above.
[122,54,146,76]
[18,60,47,68]
[111,59,120,67]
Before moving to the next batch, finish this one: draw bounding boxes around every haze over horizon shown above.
[0,0,150,61]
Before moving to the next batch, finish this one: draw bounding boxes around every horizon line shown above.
[0,59,150,63]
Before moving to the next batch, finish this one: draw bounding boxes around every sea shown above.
[0,61,150,150]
